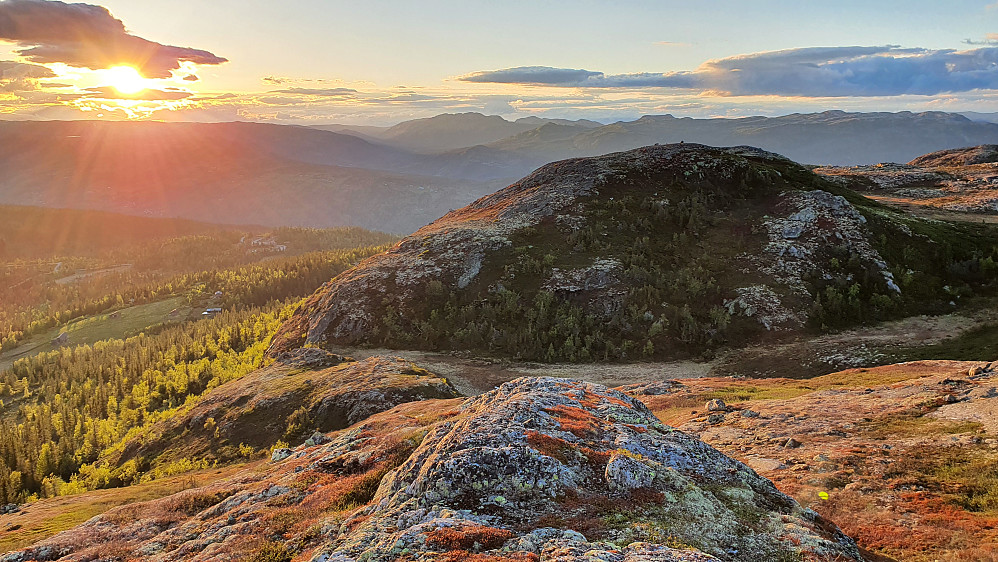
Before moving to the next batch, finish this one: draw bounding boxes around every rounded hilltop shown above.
[271,143,998,362]
[908,144,998,167]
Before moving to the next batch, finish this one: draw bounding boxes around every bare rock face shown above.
[2,378,862,562]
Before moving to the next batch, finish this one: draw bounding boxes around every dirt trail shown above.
[322,345,712,395]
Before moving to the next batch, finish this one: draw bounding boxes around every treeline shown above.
[0,229,395,353]
[0,305,288,503]
[0,236,395,502]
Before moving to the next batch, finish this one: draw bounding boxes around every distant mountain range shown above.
[0,120,503,233]
[0,111,996,233]
[319,110,998,170]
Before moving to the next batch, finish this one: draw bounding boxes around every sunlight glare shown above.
[103,66,148,94]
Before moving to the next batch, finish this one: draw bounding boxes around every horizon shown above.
[1,0,997,124]
[0,107,991,130]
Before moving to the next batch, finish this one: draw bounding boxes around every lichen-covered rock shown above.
[311,377,861,562]
[4,377,862,562]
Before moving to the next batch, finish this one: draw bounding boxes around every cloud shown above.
[81,85,191,100]
[273,87,357,97]
[964,33,998,45]
[262,76,291,85]
[460,66,603,85]
[0,0,227,78]
[458,46,998,97]
[0,58,53,90]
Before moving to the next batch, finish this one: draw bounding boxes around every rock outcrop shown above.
[271,143,981,362]
[628,360,998,561]
[3,377,862,562]
[105,349,461,471]
[908,144,998,167]
[816,145,998,215]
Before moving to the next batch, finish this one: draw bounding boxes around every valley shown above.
[3,1,998,559]
[0,136,996,562]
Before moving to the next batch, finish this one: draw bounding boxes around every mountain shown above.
[0,205,245,259]
[479,111,998,167]
[315,112,603,153]
[2,377,864,561]
[0,120,501,233]
[3,113,995,235]
[269,143,998,362]
[961,111,998,124]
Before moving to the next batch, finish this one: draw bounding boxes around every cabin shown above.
[202,307,223,318]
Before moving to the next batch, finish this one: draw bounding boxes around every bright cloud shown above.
[0,0,227,78]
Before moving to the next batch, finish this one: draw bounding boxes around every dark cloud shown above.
[182,74,198,81]
[460,66,603,85]
[0,58,53,90]
[964,33,998,46]
[262,76,291,85]
[459,46,998,97]
[81,85,191,100]
[274,87,357,97]
[0,0,227,78]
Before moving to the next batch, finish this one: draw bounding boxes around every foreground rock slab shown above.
[3,377,862,561]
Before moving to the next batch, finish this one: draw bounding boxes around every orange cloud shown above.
[0,0,227,78]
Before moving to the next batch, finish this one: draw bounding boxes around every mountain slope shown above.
[0,205,243,259]
[316,112,603,153]
[270,143,998,362]
[104,349,461,477]
[0,120,499,232]
[1,377,863,562]
[908,144,998,166]
[479,111,998,168]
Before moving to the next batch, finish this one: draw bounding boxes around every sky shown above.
[1,0,997,124]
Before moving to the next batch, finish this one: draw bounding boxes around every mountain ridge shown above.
[269,142,998,363]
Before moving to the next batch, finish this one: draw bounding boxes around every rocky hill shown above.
[270,143,998,362]
[816,144,998,216]
[0,378,862,562]
[908,144,998,167]
[96,349,461,486]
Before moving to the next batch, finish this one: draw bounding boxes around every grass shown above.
[644,362,966,426]
[857,413,983,440]
[0,296,192,372]
[0,462,254,553]
[896,323,998,362]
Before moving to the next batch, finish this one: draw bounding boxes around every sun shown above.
[102,66,148,94]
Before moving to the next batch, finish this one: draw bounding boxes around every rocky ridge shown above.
[1,378,862,562]
[271,142,976,362]
[105,349,461,473]
[816,145,998,215]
